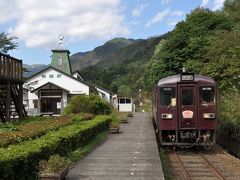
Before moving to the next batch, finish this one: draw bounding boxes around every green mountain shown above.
[70,38,138,71]
[23,64,48,77]
[79,35,167,96]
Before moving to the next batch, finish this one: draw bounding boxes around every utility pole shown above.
[139,89,143,107]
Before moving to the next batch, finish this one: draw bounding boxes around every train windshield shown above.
[181,89,193,105]
[200,87,215,106]
[160,87,176,106]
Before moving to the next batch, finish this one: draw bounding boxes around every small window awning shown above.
[30,82,70,93]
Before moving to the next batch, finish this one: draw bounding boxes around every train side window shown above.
[200,87,215,106]
[182,89,193,105]
[160,87,176,106]
[119,99,125,104]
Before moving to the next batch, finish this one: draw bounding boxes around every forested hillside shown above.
[79,35,166,97]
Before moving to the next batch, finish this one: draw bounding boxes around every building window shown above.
[126,99,131,104]
[41,74,46,78]
[57,74,62,78]
[49,74,54,78]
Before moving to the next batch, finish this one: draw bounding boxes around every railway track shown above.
[173,152,226,180]
[165,146,240,180]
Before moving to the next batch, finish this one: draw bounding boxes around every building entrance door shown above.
[41,98,61,114]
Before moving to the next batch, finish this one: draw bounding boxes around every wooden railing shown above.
[0,53,22,81]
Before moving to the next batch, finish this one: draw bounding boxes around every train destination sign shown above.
[181,74,194,81]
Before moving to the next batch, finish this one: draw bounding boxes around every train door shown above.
[178,84,197,129]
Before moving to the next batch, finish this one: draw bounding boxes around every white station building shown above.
[23,40,112,115]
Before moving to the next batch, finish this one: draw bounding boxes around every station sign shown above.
[181,73,194,81]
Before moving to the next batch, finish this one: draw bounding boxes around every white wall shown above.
[72,72,84,81]
[96,87,111,103]
[24,68,90,115]
[119,104,133,112]
[25,68,90,95]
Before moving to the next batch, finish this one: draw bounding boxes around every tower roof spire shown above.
[57,34,66,50]
[51,35,72,75]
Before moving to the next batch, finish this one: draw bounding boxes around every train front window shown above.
[160,87,176,106]
[200,87,215,106]
[181,89,193,105]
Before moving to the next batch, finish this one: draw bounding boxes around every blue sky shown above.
[0,0,224,65]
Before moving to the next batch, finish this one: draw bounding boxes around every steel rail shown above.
[200,153,226,180]
[174,153,191,180]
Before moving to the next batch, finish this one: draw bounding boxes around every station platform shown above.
[67,112,165,180]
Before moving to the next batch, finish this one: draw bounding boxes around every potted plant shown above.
[109,113,120,133]
[38,154,69,180]
[118,112,128,123]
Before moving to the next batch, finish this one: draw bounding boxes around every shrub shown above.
[217,90,240,157]
[0,115,112,180]
[64,94,112,115]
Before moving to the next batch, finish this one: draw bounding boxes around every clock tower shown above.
[51,35,72,75]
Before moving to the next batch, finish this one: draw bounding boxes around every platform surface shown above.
[67,112,165,180]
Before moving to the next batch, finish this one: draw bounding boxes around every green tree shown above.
[144,8,232,90]
[201,31,240,92]
[117,85,133,97]
[0,32,18,53]
[224,0,240,29]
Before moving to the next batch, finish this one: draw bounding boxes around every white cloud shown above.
[200,0,209,7]
[132,3,148,17]
[170,11,184,17]
[167,20,178,27]
[161,0,171,5]
[212,0,224,10]
[145,9,170,27]
[0,0,129,48]
[0,0,17,23]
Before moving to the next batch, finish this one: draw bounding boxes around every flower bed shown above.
[0,113,96,148]
[0,115,111,180]
[0,115,73,147]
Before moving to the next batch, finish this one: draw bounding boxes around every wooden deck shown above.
[0,53,26,123]
[0,52,22,82]
[67,112,165,180]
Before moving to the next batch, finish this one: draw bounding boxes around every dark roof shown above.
[31,82,70,93]
[27,65,95,89]
[157,74,215,86]
[87,82,113,95]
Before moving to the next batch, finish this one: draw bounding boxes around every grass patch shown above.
[135,99,152,112]
[159,148,173,180]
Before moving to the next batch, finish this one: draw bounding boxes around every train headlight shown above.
[161,113,173,119]
[203,113,215,119]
